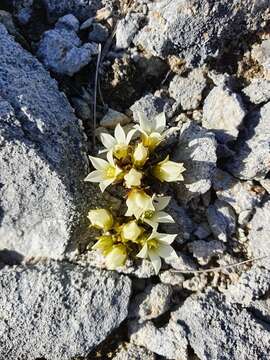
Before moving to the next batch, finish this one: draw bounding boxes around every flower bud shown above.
[126,189,155,220]
[105,244,127,269]
[87,209,114,231]
[133,142,148,166]
[121,221,142,241]
[92,235,114,255]
[152,156,185,182]
[124,168,142,188]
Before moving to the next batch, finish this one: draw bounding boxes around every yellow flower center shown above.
[147,238,159,250]
[105,165,116,179]
[114,144,129,160]
[144,210,155,219]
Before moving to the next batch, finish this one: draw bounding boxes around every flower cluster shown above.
[85,113,185,274]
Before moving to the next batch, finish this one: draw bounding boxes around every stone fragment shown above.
[207,200,236,242]
[166,252,198,272]
[100,108,131,129]
[159,270,185,288]
[37,15,97,76]
[0,261,131,360]
[172,289,270,360]
[169,68,207,110]
[252,39,270,72]
[130,320,188,360]
[243,78,270,104]
[248,200,270,270]
[227,102,270,180]
[202,86,246,143]
[173,120,217,203]
[0,25,93,260]
[130,93,167,123]
[134,0,269,66]
[116,13,144,49]
[113,343,156,360]
[188,239,226,265]
[183,274,208,292]
[88,23,109,43]
[250,297,270,324]
[194,223,212,239]
[129,283,172,322]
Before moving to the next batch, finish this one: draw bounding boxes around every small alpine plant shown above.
[85,112,185,274]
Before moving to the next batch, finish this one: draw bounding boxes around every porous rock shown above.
[243,78,270,104]
[188,239,225,265]
[0,261,132,360]
[134,0,269,66]
[252,39,270,72]
[0,24,96,260]
[159,269,185,288]
[172,289,270,360]
[202,86,246,143]
[130,93,168,123]
[206,200,236,242]
[129,283,172,321]
[227,101,270,180]
[116,12,144,49]
[37,15,97,76]
[173,120,217,203]
[100,108,131,129]
[113,343,156,360]
[169,68,207,111]
[130,320,188,360]
[248,200,270,270]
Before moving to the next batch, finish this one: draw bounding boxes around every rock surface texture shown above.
[0,261,131,360]
[0,25,94,260]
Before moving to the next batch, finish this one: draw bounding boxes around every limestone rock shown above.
[243,79,270,104]
[130,93,168,123]
[100,108,131,129]
[113,343,156,360]
[0,261,131,360]
[188,239,226,265]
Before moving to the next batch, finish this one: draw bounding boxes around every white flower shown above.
[105,244,127,270]
[152,155,185,182]
[125,189,155,220]
[99,123,136,159]
[92,235,114,255]
[85,151,123,192]
[137,231,178,274]
[121,221,143,241]
[133,142,148,167]
[134,112,166,150]
[124,168,143,188]
[87,209,114,231]
[142,196,174,229]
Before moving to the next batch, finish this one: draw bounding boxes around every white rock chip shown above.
[203,86,246,143]
[243,78,270,104]
[113,343,156,360]
[100,108,131,129]
[252,39,270,72]
[188,239,225,265]
[0,261,131,360]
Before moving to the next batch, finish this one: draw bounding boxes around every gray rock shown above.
[252,39,270,71]
[130,93,167,123]
[12,0,33,24]
[165,252,198,272]
[0,261,131,360]
[42,0,101,23]
[260,179,270,194]
[207,200,236,242]
[182,274,208,292]
[173,120,217,203]
[100,108,131,129]
[227,101,270,180]
[250,297,270,323]
[0,24,94,260]
[243,79,270,104]
[169,68,207,111]
[203,86,246,143]
[134,0,269,66]
[213,169,262,215]
[194,222,212,239]
[129,283,172,321]
[89,23,109,43]
[37,15,97,76]
[116,13,144,49]
[161,199,194,244]
[172,289,270,360]
[130,320,188,360]
[188,239,226,265]
[249,200,270,270]
[225,266,270,305]
[159,270,185,288]
[113,343,156,360]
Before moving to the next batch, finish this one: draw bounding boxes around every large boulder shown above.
[0,261,131,360]
[0,24,97,260]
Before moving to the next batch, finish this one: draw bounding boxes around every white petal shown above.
[156,244,175,259]
[114,123,126,144]
[143,218,158,229]
[126,128,137,145]
[158,233,178,244]
[154,196,171,211]
[89,156,108,170]
[106,150,115,165]
[149,250,162,274]
[99,178,114,192]
[154,112,166,133]
[138,112,152,134]
[98,148,108,154]
[155,211,175,223]
[84,170,103,182]
[100,132,116,150]
[136,243,148,259]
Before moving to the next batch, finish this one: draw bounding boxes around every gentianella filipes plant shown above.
[85,112,185,274]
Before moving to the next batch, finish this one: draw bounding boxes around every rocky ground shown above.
[0,0,270,359]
